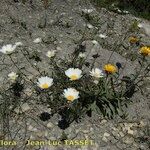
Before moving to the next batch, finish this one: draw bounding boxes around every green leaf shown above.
[90,101,101,115]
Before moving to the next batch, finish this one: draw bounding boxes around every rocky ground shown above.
[0,0,149,150]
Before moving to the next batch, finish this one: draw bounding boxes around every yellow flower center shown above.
[41,83,49,89]
[104,64,117,74]
[140,46,150,56]
[66,95,75,101]
[70,75,78,80]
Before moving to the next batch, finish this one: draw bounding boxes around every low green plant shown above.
[91,0,150,20]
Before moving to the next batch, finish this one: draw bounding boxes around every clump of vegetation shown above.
[0,37,149,130]
[91,0,150,20]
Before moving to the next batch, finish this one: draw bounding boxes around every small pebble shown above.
[47,122,54,128]
[99,34,107,39]
[104,132,110,137]
[21,103,30,112]
[123,136,134,144]
[87,23,93,29]
[102,136,108,142]
[92,40,99,45]
[100,119,107,124]
[33,38,42,43]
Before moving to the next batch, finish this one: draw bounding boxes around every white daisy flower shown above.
[65,68,82,81]
[79,52,86,58]
[33,38,42,43]
[0,44,16,54]
[46,50,56,58]
[8,72,18,81]
[90,68,104,78]
[63,88,79,102]
[37,76,53,89]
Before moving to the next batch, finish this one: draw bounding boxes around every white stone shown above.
[119,131,124,137]
[46,50,56,58]
[15,42,23,46]
[21,103,30,112]
[82,8,93,14]
[104,132,110,137]
[100,119,107,124]
[102,136,108,142]
[138,23,143,28]
[93,80,99,84]
[24,88,33,96]
[50,20,54,24]
[59,34,63,37]
[99,34,107,39]
[28,125,34,131]
[14,108,20,114]
[44,131,48,137]
[47,122,54,128]
[112,127,119,131]
[33,38,42,43]
[140,22,150,36]
[79,52,86,58]
[87,23,93,29]
[56,46,62,51]
[92,40,99,45]
[123,137,134,144]
[138,121,145,127]
[127,129,134,135]
[30,135,35,140]
[90,127,94,132]
[36,132,44,137]
[112,131,119,137]
[82,130,89,134]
